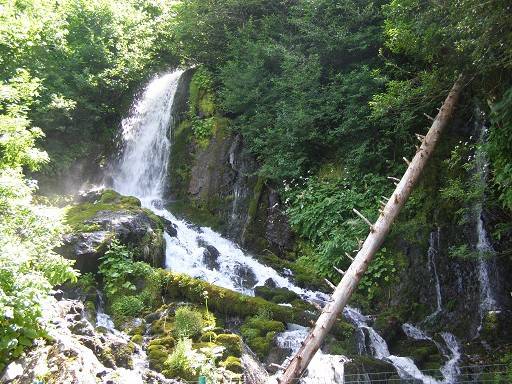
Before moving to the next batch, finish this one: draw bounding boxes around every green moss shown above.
[160,271,312,325]
[240,316,285,358]
[216,334,242,358]
[247,176,265,223]
[150,317,175,335]
[200,331,217,343]
[148,345,168,371]
[63,189,146,232]
[149,335,176,349]
[167,200,224,232]
[220,356,243,374]
[259,251,326,291]
[254,286,300,304]
[189,68,215,118]
[131,334,143,345]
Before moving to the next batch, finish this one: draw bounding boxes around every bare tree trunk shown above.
[276,75,465,384]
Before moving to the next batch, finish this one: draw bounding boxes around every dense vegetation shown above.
[1,0,511,377]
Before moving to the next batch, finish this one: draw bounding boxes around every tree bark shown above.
[276,75,465,384]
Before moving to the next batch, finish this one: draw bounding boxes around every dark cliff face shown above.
[164,70,295,257]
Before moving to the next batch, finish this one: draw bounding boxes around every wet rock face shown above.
[265,189,294,252]
[234,263,258,289]
[60,231,111,273]
[197,238,221,270]
[161,217,178,237]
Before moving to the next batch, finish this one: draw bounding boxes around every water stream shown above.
[424,228,442,323]
[473,119,500,334]
[110,70,464,383]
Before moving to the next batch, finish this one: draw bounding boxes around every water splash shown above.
[274,324,348,384]
[344,308,461,384]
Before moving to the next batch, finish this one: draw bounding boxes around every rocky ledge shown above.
[57,189,172,273]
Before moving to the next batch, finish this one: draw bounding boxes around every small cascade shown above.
[344,308,461,384]
[226,135,253,242]
[425,228,443,323]
[473,119,500,333]
[94,292,173,383]
[274,325,348,384]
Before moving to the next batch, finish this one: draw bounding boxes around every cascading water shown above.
[473,119,500,333]
[273,325,348,384]
[343,308,461,384]
[424,228,443,323]
[112,69,325,302]
[111,70,467,383]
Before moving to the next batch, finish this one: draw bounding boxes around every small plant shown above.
[174,306,203,339]
[164,338,197,381]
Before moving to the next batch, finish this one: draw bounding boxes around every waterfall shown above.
[111,70,468,383]
[112,70,325,300]
[425,228,443,323]
[473,118,500,332]
[344,308,461,384]
[114,71,183,199]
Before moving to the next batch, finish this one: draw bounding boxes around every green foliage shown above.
[0,65,76,369]
[283,171,396,292]
[0,0,179,178]
[358,248,398,301]
[111,296,145,319]
[98,240,159,324]
[174,307,204,339]
[164,338,198,382]
[489,88,512,211]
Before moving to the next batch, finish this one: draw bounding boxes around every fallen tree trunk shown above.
[277,75,465,384]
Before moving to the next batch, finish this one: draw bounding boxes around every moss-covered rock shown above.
[254,285,300,303]
[58,189,166,273]
[241,317,285,358]
[216,334,242,358]
[220,356,243,374]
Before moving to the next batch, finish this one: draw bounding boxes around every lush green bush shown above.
[98,240,160,324]
[163,338,198,381]
[0,69,76,370]
[489,87,512,211]
[174,307,204,339]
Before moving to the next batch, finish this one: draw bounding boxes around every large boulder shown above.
[58,189,170,273]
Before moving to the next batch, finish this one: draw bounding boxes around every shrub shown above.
[174,307,203,339]
[164,338,197,381]
[111,296,145,320]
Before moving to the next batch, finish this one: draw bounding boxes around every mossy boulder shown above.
[148,345,168,371]
[254,285,300,304]
[58,189,167,273]
[241,317,285,358]
[220,356,243,374]
[216,334,242,358]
